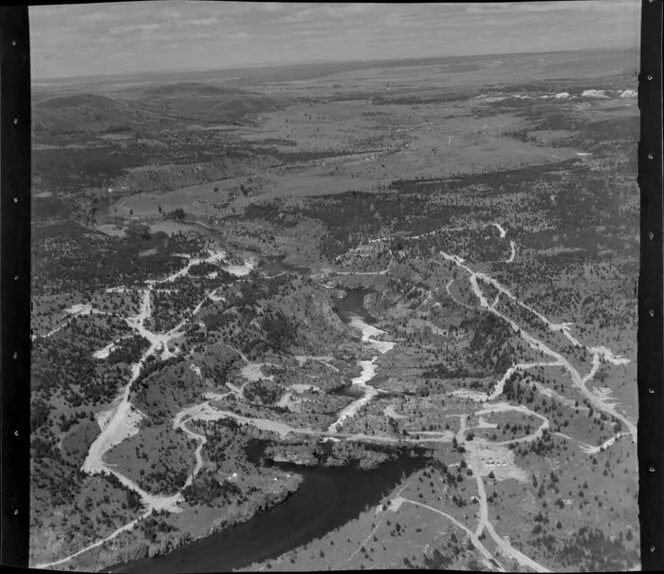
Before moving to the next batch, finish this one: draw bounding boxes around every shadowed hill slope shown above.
[33,83,280,136]
[137,82,278,123]
[33,93,161,136]
[141,82,243,98]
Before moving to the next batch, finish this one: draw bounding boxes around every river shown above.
[108,450,428,573]
[256,255,310,277]
[334,287,376,324]
[91,234,423,572]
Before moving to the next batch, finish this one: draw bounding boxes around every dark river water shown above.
[334,287,376,324]
[332,385,366,399]
[256,255,309,277]
[95,193,127,226]
[109,446,428,573]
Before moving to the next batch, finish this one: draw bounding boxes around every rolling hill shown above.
[137,82,278,123]
[140,82,243,98]
[32,93,163,136]
[32,83,280,136]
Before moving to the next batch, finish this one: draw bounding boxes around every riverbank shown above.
[69,474,302,573]
[106,450,428,574]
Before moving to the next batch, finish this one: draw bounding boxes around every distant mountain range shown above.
[31,47,636,137]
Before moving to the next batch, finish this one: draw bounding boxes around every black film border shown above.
[0,5,31,569]
[638,0,664,571]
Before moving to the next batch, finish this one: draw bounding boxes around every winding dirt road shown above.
[37,229,635,571]
[37,250,257,569]
[441,249,637,443]
[393,496,505,570]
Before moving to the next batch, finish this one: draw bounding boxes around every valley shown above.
[31,47,639,572]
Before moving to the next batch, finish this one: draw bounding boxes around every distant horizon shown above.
[30,1,640,81]
[32,44,638,86]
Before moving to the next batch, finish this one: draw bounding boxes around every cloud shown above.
[29,1,641,79]
[465,2,562,14]
[107,14,220,36]
[464,0,638,15]
[188,17,219,26]
[108,22,162,35]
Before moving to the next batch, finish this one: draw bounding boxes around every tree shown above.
[166,208,186,221]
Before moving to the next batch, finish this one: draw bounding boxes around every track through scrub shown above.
[439,249,636,443]
[35,231,635,570]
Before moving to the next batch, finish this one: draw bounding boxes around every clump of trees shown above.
[182,474,243,507]
[468,313,514,373]
[244,379,284,406]
[139,511,177,543]
[164,208,186,221]
[188,262,218,276]
[108,335,150,365]
[262,310,298,352]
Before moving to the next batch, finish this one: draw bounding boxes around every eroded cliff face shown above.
[267,280,350,352]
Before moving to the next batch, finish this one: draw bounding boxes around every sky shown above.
[30,1,641,80]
